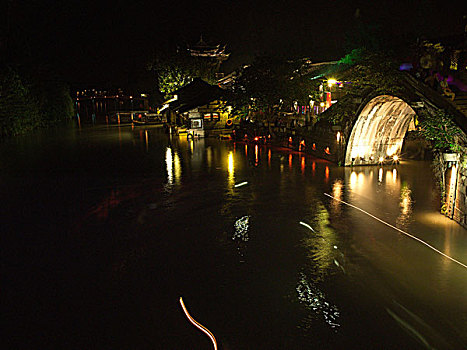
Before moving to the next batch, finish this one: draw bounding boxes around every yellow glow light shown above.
[320,102,325,107]
[327,78,337,87]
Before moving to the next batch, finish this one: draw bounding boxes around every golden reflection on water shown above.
[165,146,181,186]
[396,184,412,229]
[350,171,357,189]
[189,139,194,154]
[165,147,173,185]
[302,204,339,280]
[228,151,235,187]
[145,130,148,152]
[255,144,259,164]
[174,152,181,185]
[331,180,343,215]
[206,145,212,169]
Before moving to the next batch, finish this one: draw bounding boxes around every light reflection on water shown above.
[296,273,340,330]
[2,126,466,349]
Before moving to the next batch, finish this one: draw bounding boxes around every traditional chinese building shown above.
[164,78,233,137]
[187,36,230,71]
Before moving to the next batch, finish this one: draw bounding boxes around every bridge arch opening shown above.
[345,95,417,166]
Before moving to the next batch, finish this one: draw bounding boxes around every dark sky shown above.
[4,0,465,87]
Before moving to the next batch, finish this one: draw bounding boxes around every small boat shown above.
[132,113,166,126]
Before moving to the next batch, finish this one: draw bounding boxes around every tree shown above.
[417,109,465,153]
[229,56,288,129]
[229,56,322,132]
[341,49,404,95]
[148,53,219,100]
[0,66,41,138]
[417,109,467,213]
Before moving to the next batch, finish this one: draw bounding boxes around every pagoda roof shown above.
[168,78,227,113]
[187,35,230,59]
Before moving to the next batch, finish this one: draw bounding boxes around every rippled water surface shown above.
[2,125,466,349]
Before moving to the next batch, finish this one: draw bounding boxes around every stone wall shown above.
[453,161,467,229]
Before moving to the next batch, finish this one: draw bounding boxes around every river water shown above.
[2,124,466,349]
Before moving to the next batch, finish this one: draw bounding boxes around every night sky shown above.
[4,0,465,88]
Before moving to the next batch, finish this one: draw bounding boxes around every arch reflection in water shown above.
[331,180,344,215]
[396,184,413,228]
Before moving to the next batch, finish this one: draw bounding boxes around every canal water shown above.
[2,124,466,349]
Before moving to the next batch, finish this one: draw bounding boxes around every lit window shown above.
[191,119,203,129]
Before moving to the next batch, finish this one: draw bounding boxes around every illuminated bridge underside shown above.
[345,95,416,166]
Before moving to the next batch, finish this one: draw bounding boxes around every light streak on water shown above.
[324,193,467,269]
[386,307,431,349]
[234,181,248,188]
[299,221,315,232]
[179,297,218,350]
[296,273,340,329]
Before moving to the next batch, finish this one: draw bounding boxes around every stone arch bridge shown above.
[303,73,466,166]
[294,72,466,226]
